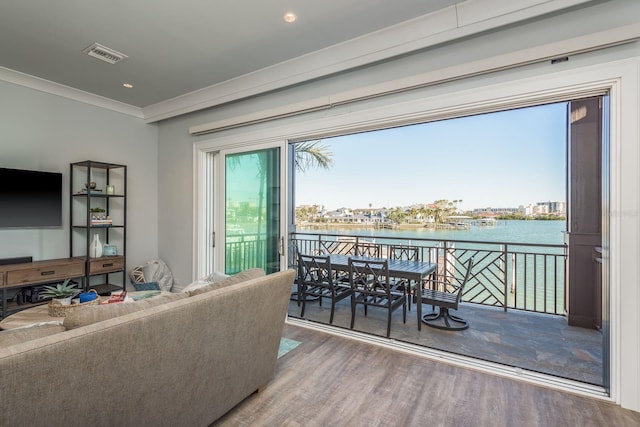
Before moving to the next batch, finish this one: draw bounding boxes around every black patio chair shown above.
[418,256,474,331]
[349,257,406,337]
[298,253,352,324]
[355,242,381,257]
[388,245,420,310]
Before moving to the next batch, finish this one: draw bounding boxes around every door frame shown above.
[193,140,288,278]
[193,57,640,406]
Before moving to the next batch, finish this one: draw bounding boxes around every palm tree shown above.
[294,140,334,173]
[431,199,458,223]
[409,207,418,222]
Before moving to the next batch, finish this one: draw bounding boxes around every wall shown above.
[156,0,640,411]
[157,0,639,280]
[0,80,159,271]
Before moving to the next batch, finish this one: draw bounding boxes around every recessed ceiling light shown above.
[123,83,133,88]
[283,12,297,23]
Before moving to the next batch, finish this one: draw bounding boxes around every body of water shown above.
[298,220,566,246]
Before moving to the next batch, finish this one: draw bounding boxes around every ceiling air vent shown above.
[82,43,128,64]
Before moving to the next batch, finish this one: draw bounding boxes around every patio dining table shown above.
[329,254,438,331]
[326,254,437,285]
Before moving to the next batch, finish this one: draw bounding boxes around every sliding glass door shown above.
[222,146,283,274]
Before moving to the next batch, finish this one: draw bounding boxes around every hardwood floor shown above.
[212,324,639,427]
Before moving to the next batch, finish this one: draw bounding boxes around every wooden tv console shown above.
[0,257,86,319]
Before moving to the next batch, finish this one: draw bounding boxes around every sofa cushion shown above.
[63,292,188,330]
[0,323,66,347]
[187,268,265,297]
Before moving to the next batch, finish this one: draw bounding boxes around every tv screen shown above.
[0,167,63,228]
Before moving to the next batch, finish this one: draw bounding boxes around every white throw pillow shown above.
[204,271,229,283]
[182,271,229,293]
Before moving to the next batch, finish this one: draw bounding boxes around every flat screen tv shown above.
[0,167,63,228]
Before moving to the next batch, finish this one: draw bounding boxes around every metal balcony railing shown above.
[288,231,567,315]
[225,233,267,274]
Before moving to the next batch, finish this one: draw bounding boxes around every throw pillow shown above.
[129,266,146,284]
[128,259,176,292]
[204,271,230,283]
[143,263,159,284]
[132,281,160,291]
[181,278,209,293]
[182,271,230,293]
[187,268,265,297]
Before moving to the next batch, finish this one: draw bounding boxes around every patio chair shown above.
[349,257,406,337]
[334,241,382,284]
[355,242,381,257]
[418,256,474,331]
[320,239,356,255]
[388,245,420,310]
[298,253,352,324]
[317,239,357,284]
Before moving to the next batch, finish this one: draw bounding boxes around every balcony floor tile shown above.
[289,296,602,385]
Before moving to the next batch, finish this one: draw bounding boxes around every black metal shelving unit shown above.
[70,160,127,295]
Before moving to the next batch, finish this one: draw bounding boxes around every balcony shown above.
[287,231,603,386]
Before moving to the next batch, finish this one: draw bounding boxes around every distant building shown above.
[536,201,566,214]
[533,204,549,215]
[519,201,566,216]
[473,207,519,216]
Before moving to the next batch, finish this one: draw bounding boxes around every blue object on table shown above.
[79,291,98,303]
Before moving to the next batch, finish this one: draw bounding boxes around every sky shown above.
[294,102,568,212]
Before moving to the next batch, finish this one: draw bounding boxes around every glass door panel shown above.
[224,147,281,274]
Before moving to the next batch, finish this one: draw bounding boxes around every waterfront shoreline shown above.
[295,219,565,245]
[297,222,481,230]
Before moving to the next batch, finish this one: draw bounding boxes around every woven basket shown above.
[48,290,101,317]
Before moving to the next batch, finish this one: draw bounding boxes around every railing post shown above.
[443,240,448,279]
[503,244,508,312]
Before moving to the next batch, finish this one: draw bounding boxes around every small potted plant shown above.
[40,279,79,306]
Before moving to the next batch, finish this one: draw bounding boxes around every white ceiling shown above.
[0,0,459,107]
[0,0,601,121]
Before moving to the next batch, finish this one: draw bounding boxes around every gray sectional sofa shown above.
[0,268,295,426]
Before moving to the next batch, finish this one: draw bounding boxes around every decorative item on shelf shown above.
[103,244,117,256]
[78,188,103,195]
[89,233,103,258]
[90,207,111,226]
[84,181,97,190]
[106,184,115,195]
[39,279,79,306]
[90,215,112,226]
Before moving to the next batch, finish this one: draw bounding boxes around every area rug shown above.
[278,337,301,358]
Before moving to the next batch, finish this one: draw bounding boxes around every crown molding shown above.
[0,0,596,123]
[143,0,595,123]
[0,66,144,119]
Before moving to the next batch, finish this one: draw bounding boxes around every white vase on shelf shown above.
[89,234,103,258]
